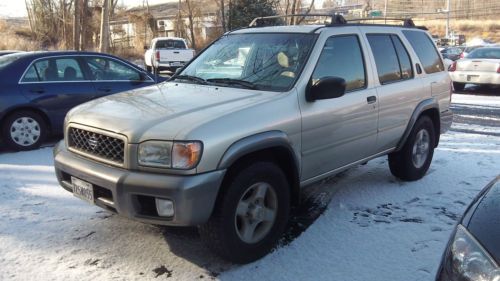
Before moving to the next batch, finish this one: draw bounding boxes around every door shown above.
[300,34,379,181]
[364,33,424,151]
[82,56,155,97]
[19,56,96,133]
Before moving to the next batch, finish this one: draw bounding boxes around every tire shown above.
[199,161,290,264]
[1,110,47,151]
[388,116,435,181]
[453,82,465,91]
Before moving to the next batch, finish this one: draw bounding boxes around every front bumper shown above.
[54,141,225,226]
[449,71,500,85]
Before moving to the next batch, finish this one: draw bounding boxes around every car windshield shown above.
[178,33,316,91]
[0,53,25,70]
[467,48,500,59]
[156,40,186,49]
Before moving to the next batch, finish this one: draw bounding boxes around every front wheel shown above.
[2,110,47,151]
[199,162,290,263]
[388,116,435,181]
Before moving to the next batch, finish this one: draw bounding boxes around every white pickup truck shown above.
[144,37,195,73]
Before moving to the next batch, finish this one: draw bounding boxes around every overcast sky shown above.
[0,0,175,18]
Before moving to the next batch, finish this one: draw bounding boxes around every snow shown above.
[1,95,499,280]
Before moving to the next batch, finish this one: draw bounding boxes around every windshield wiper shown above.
[171,75,208,85]
[206,78,258,90]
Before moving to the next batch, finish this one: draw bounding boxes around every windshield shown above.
[179,33,316,91]
[0,53,25,70]
[467,48,500,59]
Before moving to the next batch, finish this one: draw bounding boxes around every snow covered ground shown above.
[0,94,499,281]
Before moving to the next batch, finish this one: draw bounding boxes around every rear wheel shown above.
[199,161,290,263]
[2,110,47,151]
[453,82,465,91]
[388,116,435,181]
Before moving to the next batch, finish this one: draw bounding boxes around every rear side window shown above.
[21,57,85,82]
[402,30,444,74]
[367,34,413,84]
[312,35,366,91]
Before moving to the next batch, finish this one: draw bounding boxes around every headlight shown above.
[138,141,202,170]
[442,224,500,281]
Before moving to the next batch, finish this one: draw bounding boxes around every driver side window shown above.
[311,35,366,92]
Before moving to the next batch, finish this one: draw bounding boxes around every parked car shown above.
[440,46,464,61]
[436,176,500,281]
[54,16,452,263]
[449,47,500,90]
[460,45,484,59]
[144,37,195,73]
[0,51,162,151]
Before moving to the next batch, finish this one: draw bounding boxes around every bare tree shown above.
[73,0,81,50]
[184,0,197,50]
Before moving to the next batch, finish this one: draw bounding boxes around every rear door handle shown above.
[29,87,45,94]
[97,88,112,93]
[367,96,377,104]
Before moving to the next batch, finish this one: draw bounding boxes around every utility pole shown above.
[445,0,450,38]
[99,0,110,53]
[384,0,388,17]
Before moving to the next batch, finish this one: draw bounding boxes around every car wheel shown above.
[453,82,465,91]
[199,161,290,263]
[1,110,47,151]
[388,116,435,181]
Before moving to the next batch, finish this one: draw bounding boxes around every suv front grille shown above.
[68,127,125,165]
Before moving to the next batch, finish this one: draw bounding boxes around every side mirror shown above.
[306,76,346,102]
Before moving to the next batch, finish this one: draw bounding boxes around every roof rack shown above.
[249,14,423,29]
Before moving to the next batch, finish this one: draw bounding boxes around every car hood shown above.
[67,82,280,143]
[465,177,500,264]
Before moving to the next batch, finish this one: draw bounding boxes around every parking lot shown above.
[1,86,499,280]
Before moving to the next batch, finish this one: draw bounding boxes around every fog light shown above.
[155,198,174,217]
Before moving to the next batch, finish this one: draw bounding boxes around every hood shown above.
[67,82,280,143]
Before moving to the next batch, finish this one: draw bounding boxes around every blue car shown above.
[0,51,162,151]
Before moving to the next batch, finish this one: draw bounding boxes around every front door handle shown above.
[367,96,377,104]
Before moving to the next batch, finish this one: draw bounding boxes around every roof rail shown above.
[249,14,423,29]
[249,14,343,27]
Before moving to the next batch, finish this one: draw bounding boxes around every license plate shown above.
[467,75,479,82]
[171,62,182,67]
[71,176,94,204]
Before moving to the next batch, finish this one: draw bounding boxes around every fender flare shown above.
[396,98,440,151]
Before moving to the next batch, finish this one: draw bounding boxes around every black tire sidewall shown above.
[401,116,436,179]
[204,162,290,263]
[2,111,47,151]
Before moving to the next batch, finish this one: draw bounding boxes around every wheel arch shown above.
[396,98,441,151]
[217,131,301,206]
[1,106,52,134]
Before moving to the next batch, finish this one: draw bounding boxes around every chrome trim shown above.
[66,123,129,168]
[96,197,115,208]
[18,54,154,84]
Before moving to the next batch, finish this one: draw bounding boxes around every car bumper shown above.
[449,71,500,85]
[53,141,225,226]
[440,109,453,134]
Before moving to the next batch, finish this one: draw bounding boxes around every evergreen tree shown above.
[228,0,278,29]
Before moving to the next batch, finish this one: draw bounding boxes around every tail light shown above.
[497,65,500,73]
[155,50,160,62]
[449,61,457,72]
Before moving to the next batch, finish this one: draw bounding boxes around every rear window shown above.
[467,48,500,59]
[155,40,187,49]
[402,30,444,74]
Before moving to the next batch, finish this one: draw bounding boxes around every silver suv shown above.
[54,16,452,263]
